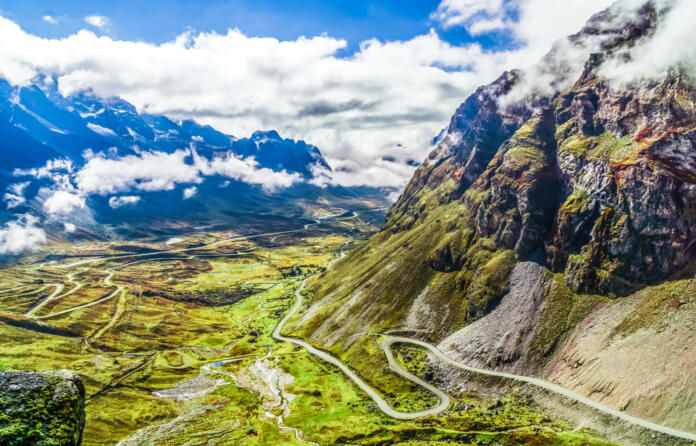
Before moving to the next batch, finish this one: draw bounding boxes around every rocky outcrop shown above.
[383,1,696,295]
[0,371,85,446]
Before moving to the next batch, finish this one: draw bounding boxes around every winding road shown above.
[272,241,451,420]
[12,206,695,442]
[382,337,696,442]
[273,241,696,442]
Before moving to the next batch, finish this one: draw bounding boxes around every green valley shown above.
[0,210,614,445]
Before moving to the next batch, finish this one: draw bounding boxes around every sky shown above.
[0,1,513,52]
[2,0,695,254]
[0,0,618,190]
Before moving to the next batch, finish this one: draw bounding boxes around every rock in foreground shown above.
[0,371,85,446]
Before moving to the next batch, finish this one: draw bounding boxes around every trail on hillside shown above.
[273,236,696,443]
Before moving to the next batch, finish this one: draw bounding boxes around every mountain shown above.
[0,79,329,181]
[284,0,696,438]
[0,78,388,242]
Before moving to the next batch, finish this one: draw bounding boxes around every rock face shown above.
[0,371,85,446]
[292,0,696,433]
[386,1,696,296]
[438,262,547,372]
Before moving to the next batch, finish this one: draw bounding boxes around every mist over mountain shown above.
[0,77,387,252]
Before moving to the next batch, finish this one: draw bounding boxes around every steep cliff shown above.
[285,0,696,434]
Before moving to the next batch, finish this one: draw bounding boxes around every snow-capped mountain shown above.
[0,78,386,243]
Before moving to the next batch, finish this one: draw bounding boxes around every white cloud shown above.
[64,222,76,232]
[3,182,30,209]
[76,150,200,194]
[182,186,197,199]
[432,0,615,59]
[0,2,617,189]
[109,195,141,208]
[0,215,46,255]
[0,17,510,189]
[194,151,301,191]
[599,0,696,85]
[22,147,300,211]
[468,17,508,35]
[84,15,109,30]
[430,0,508,31]
[512,0,615,54]
[43,190,86,215]
[13,158,73,179]
[42,15,58,25]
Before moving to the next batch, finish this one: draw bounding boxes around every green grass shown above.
[0,215,616,445]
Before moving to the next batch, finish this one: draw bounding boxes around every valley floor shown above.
[0,211,620,445]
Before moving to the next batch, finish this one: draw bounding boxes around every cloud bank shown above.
[14,147,303,215]
[0,2,615,189]
[1,0,688,193]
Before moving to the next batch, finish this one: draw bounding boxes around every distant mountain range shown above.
[0,78,330,181]
[0,77,387,246]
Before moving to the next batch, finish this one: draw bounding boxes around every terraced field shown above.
[0,211,615,445]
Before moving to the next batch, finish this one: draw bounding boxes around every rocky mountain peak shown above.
[383,0,696,295]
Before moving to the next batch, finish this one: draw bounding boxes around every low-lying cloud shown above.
[109,195,141,208]
[76,150,201,195]
[3,182,29,209]
[182,186,198,199]
[599,0,696,85]
[15,147,303,215]
[0,215,46,255]
[43,190,86,215]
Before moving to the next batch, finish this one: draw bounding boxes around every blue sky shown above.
[0,0,515,54]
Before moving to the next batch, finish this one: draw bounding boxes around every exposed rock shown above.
[0,370,85,446]
[382,1,696,295]
[294,0,696,436]
[438,262,547,372]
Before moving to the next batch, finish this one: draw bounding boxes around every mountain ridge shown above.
[285,0,696,438]
[0,77,391,253]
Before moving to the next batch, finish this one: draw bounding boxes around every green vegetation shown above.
[611,278,696,338]
[529,273,606,361]
[0,211,613,445]
[0,371,84,446]
[556,121,639,163]
[559,189,589,215]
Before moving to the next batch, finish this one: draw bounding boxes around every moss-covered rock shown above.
[0,371,85,446]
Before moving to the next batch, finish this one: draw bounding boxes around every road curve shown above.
[274,241,696,442]
[272,240,450,420]
[24,283,63,317]
[383,337,696,442]
[26,271,85,317]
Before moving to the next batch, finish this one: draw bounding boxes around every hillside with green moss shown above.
[285,1,696,441]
